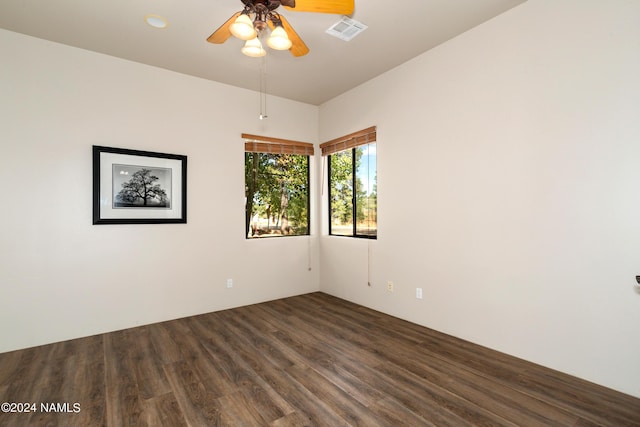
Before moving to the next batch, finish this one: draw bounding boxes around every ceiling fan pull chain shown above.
[259,55,268,120]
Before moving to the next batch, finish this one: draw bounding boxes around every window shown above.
[244,134,313,238]
[321,127,377,238]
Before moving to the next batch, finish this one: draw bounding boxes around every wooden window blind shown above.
[319,126,377,156]
[242,133,314,156]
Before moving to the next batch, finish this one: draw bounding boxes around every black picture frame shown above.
[92,145,187,224]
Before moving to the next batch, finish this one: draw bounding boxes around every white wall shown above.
[0,29,320,353]
[319,0,640,397]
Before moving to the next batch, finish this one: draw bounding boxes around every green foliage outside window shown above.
[245,152,309,238]
[329,150,353,232]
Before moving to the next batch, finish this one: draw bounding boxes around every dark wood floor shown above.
[1,292,639,426]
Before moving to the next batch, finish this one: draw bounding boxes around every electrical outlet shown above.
[226,278,233,288]
[387,281,394,292]
[416,288,423,299]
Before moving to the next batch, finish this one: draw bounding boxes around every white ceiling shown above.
[0,0,526,105]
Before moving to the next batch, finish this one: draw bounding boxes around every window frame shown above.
[322,127,377,239]
[243,133,313,239]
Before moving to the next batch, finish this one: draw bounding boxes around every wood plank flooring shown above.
[1,292,639,426]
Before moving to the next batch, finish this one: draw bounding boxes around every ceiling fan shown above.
[207,0,354,57]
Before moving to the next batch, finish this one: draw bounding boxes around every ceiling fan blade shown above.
[206,11,241,44]
[283,0,354,14]
[278,16,309,57]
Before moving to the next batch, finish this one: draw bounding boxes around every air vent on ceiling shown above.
[326,17,368,41]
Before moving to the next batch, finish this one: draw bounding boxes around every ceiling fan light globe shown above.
[241,37,266,57]
[267,26,292,50]
[230,14,256,40]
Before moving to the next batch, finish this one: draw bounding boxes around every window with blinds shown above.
[243,133,313,239]
[320,127,377,238]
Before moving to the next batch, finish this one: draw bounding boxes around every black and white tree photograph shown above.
[93,145,187,224]
[112,165,172,209]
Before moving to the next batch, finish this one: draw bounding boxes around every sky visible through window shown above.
[357,144,376,196]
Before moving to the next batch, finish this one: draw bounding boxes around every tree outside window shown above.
[245,152,310,238]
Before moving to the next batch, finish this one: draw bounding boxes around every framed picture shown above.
[93,145,187,224]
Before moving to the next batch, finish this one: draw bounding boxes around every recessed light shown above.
[145,14,168,29]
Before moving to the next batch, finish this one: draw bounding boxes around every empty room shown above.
[1,0,639,425]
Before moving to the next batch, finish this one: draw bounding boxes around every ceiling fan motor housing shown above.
[241,0,294,12]
[242,0,290,34]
